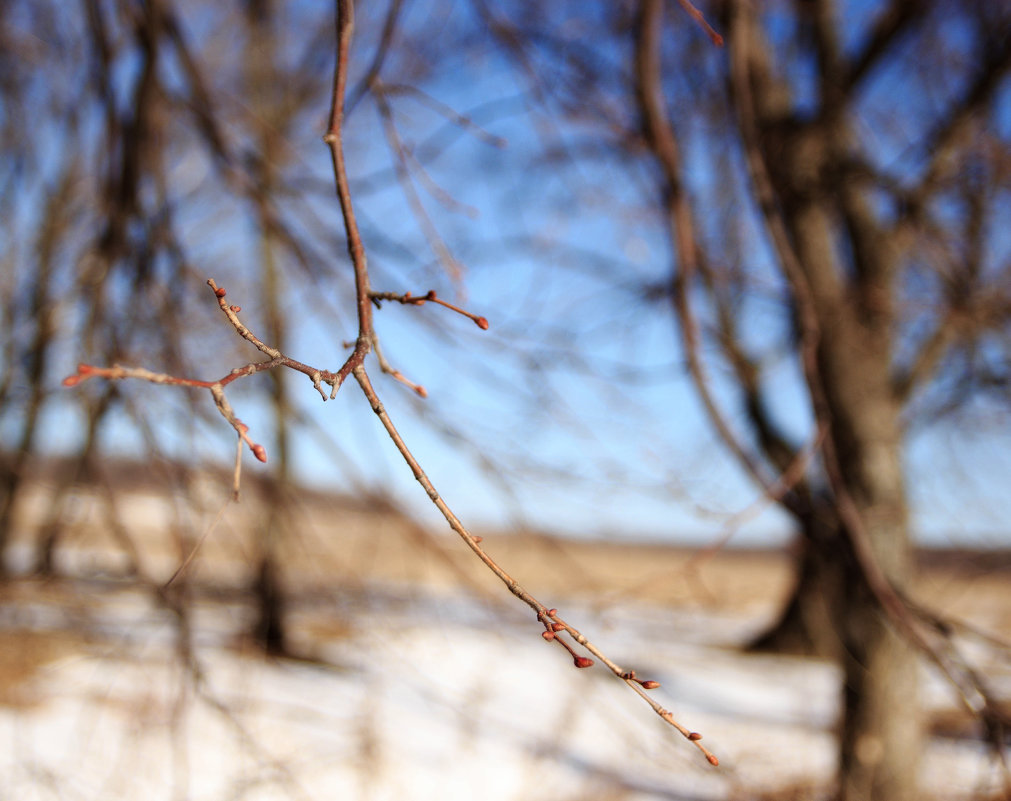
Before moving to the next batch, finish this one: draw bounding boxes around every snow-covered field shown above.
[1,579,1007,801]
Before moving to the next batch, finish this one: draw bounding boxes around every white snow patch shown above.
[1,588,1007,801]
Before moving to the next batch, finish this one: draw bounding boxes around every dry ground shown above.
[5,472,1011,667]
[2,477,1010,800]
[3,512,1010,703]
[8,468,1010,629]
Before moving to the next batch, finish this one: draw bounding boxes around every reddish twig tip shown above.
[63,364,94,387]
[573,656,594,669]
[677,0,724,47]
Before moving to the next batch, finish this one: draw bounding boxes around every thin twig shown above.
[369,289,489,329]
[62,0,721,767]
[373,83,466,285]
[323,0,373,397]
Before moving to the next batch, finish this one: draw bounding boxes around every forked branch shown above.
[62,0,721,767]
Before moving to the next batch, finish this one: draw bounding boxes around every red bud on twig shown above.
[573,656,594,669]
[63,364,96,387]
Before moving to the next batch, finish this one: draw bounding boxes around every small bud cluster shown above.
[620,669,661,691]
[536,607,595,669]
[370,289,490,330]
[62,363,96,387]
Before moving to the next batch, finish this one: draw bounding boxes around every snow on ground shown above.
[0,582,1007,801]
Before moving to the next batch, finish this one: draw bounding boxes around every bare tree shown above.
[472,1,1011,799]
[4,0,1009,798]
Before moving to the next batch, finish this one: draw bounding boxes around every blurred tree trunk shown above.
[815,285,921,801]
[245,0,289,656]
[748,508,842,657]
[727,3,923,796]
[34,387,116,575]
[635,0,930,797]
[0,164,75,575]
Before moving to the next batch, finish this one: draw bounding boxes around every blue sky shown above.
[7,0,1011,551]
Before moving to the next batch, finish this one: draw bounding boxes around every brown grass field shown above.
[2,472,1010,800]
[6,468,1010,633]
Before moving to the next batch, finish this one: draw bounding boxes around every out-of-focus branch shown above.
[843,0,926,94]
[373,82,466,285]
[726,0,1011,758]
[696,249,809,499]
[906,33,1011,205]
[346,0,403,113]
[637,0,817,530]
[635,0,775,497]
[892,310,960,403]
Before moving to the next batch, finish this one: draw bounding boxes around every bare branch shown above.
[61,0,720,763]
[373,82,467,285]
[351,364,718,764]
[346,0,404,113]
[843,0,927,94]
[323,0,373,395]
